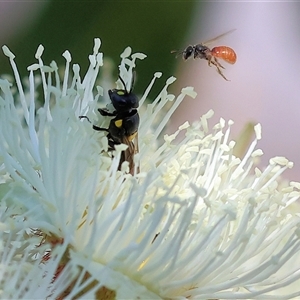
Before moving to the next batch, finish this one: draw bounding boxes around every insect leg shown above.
[98,108,116,117]
[79,115,109,132]
[79,115,91,122]
[209,57,225,69]
[211,57,229,81]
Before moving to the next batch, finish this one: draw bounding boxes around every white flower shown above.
[0,38,300,299]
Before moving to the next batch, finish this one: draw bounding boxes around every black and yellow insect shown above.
[80,73,139,175]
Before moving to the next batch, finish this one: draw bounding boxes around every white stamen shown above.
[0,39,299,300]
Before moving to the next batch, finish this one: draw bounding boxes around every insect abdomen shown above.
[211,46,237,64]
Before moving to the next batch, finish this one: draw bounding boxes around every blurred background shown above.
[0,1,299,181]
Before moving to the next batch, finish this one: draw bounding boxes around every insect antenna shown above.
[117,70,136,93]
[129,70,136,93]
[118,75,128,92]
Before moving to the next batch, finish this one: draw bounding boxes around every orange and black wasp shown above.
[80,73,139,175]
[172,29,237,81]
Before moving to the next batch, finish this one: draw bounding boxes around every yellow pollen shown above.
[115,119,123,128]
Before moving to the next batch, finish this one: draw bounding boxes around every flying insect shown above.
[172,29,237,81]
[80,73,139,175]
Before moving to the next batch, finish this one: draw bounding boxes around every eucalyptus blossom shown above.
[0,39,300,299]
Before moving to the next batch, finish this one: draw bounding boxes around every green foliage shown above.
[1,1,198,98]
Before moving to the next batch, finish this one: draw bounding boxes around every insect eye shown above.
[187,46,193,53]
[183,46,194,60]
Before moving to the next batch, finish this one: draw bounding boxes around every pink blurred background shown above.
[170,2,300,181]
[0,2,46,44]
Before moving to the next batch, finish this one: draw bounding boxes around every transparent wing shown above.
[203,29,236,45]
[120,133,139,175]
